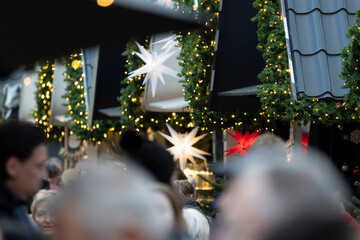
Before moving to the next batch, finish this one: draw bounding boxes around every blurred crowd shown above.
[0,121,359,240]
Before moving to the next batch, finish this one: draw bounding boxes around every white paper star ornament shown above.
[128,42,179,97]
[152,34,179,53]
[159,124,210,170]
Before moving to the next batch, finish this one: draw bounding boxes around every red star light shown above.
[224,131,259,156]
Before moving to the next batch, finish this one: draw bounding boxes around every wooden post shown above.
[64,123,69,169]
[289,122,302,161]
[96,141,101,165]
[289,122,295,161]
[213,130,225,177]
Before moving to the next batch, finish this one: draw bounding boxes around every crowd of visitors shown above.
[0,120,359,240]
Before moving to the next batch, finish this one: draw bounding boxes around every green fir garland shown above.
[253,0,359,127]
[118,0,275,133]
[176,0,272,132]
[340,10,360,122]
[63,53,122,142]
[33,60,64,142]
[32,3,360,142]
[119,0,360,134]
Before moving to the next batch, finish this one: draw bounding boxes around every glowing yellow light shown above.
[71,60,82,70]
[97,0,114,7]
[24,77,32,86]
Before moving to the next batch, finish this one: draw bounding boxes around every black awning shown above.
[209,0,263,111]
[0,0,207,78]
[87,44,127,124]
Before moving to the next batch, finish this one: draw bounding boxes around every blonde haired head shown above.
[31,189,59,219]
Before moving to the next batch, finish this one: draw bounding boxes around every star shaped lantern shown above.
[128,42,180,98]
[159,124,210,170]
[224,131,259,156]
[152,34,179,54]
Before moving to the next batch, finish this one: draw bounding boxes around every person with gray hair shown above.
[249,133,287,161]
[216,149,356,240]
[45,158,63,191]
[54,162,172,240]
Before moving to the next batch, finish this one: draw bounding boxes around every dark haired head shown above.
[0,121,46,179]
[119,130,174,184]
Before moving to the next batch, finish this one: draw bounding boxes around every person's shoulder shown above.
[181,197,197,206]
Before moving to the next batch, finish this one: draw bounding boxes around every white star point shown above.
[159,124,210,170]
[128,42,179,98]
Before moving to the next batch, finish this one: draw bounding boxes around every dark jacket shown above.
[181,197,203,213]
[0,179,33,227]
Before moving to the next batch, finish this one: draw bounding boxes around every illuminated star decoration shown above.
[154,0,175,9]
[224,131,259,156]
[128,42,180,98]
[152,34,179,54]
[159,124,210,170]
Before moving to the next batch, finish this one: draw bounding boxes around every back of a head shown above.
[173,180,195,199]
[182,208,210,240]
[151,183,187,232]
[45,158,61,179]
[249,133,287,160]
[237,149,350,230]
[0,121,46,179]
[265,216,354,240]
[57,162,170,240]
[61,168,79,187]
[120,130,175,184]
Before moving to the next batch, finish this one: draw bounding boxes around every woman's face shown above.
[154,192,176,232]
[34,200,57,237]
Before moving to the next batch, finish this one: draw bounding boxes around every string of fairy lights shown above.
[34,0,360,143]
[33,60,64,142]
[340,13,360,121]
[175,0,273,133]
[63,53,122,143]
[254,0,360,128]
[118,39,193,133]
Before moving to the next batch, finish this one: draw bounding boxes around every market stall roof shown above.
[282,0,360,100]
[86,44,127,124]
[209,0,263,111]
[0,0,208,79]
